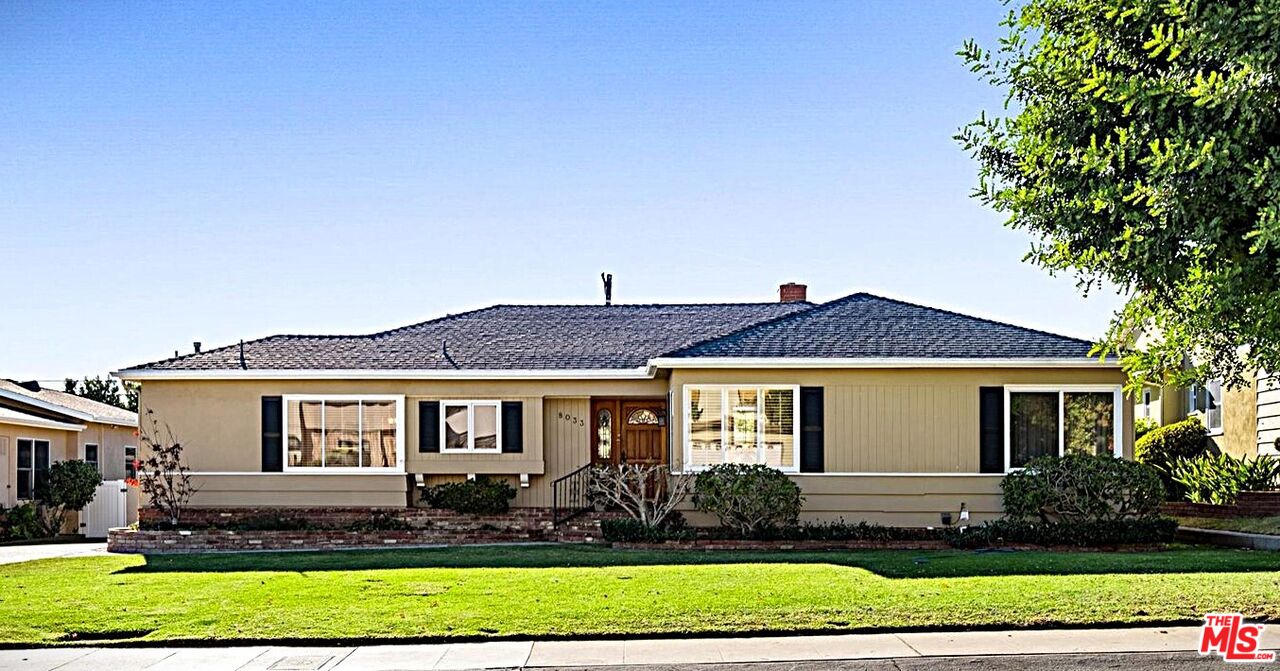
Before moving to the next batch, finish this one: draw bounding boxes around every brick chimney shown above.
[779,282,807,303]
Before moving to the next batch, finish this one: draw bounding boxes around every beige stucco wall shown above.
[0,422,75,508]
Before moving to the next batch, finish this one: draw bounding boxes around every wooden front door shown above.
[590,398,668,466]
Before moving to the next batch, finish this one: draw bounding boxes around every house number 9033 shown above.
[557,411,585,427]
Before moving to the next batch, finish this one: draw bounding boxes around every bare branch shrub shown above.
[588,464,692,528]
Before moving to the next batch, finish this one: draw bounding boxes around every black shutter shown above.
[261,396,283,472]
[501,401,524,453]
[800,387,824,473]
[419,401,440,453]
[979,386,1005,473]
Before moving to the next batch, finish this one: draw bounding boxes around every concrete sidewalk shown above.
[0,625,1264,671]
[0,542,107,566]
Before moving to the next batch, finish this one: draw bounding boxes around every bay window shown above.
[441,401,501,453]
[1006,386,1122,470]
[684,385,798,472]
[284,395,404,471]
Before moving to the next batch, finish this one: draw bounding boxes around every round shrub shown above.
[692,464,803,537]
[1001,453,1164,523]
[422,476,516,515]
[1134,417,1210,496]
[33,460,102,537]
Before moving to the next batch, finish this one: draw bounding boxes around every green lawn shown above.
[2,545,1279,646]
[1177,516,1280,536]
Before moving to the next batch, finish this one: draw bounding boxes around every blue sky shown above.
[0,2,1123,380]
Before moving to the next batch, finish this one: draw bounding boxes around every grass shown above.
[1177,516,1280,536]
[1,545,1279,646]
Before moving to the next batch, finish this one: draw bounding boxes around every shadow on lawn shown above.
[115,544,1280,579]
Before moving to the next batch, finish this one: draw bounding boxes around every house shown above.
[114,285,1133,526]
[1138,372,1280,460]
[1,379,138,509]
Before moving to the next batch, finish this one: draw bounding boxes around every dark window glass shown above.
[1010,392,1059,468]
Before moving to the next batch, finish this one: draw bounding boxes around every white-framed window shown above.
[283,394,405,472]
[16,438,50,500]
[441,401,501,453]
[124,445,137,479]
[1138,389,1152,420]
[1005,385,1123,471]
[683,385,799,472]
[1189,379,1223,434]
[83,443,100,473]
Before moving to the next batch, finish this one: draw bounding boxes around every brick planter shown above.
[112,507,610,554]
[1164,491,1280,519]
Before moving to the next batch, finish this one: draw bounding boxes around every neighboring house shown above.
[1139,372,1280,459]
[114,285,1133,526]
[0,379,138,509]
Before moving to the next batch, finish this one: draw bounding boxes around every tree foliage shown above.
[959,0,1280,390]
[34,460,102,537]
[63,376,139,412]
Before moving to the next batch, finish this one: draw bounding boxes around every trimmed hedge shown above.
[691,464,803,536]
[600,517,1176,548]
[422,476,517,515]
[944,517,1178,549]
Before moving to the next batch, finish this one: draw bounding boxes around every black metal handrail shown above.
[551,463,593,526]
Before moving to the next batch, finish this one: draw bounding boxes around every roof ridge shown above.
[658,298,829,357]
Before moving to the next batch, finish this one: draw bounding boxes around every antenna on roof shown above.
[239,339,247,370]
[601,273,613,306]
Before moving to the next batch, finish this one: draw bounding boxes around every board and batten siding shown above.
[668,367,1133,473]
[417,397,590,507]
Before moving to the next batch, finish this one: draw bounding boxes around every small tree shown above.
[692,464,804,537]
[588,464,692,529]
[138,409,198,527]
[34,460,102,537]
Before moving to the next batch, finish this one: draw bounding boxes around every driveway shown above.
[0,541,107,566]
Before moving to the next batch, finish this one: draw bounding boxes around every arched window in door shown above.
[627,408,660,425]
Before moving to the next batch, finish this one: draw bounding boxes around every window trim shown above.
[439,400,503,454]
[1003,384,1124,472]
[682,384,801,474]
[16,437,51,501]
[281,394,406,473]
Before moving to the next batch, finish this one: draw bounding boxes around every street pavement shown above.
[0,542,107,566]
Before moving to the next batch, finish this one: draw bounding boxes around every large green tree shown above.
[959,0,1280,391]
[64,376,139,412]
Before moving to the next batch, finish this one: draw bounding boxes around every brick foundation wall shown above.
[1163,491,1280,519]
[115,507,611,553]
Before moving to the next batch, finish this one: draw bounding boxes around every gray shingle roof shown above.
[123,292,1097,373]
[127,302,814,371]
[666,293,1095,359]
[0,380,138,425]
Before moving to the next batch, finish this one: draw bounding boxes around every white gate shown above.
[81,479,129,539]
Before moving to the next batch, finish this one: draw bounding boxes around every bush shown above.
[1,503,44,540]
[692,464,803,536]
[422,476,516,514]
[34,460,102,537]
[1134,417,1159,442]
[1135,417,1210,497]
[1170,453,1280,505]
[600,517,694,543]
[1002,454,1164,523]
[945,517,1178,549]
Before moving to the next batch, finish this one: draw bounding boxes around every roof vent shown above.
[601,273,614,306]
[779,282,807,303]
[193,342,202,354]
[16,380,41,392]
